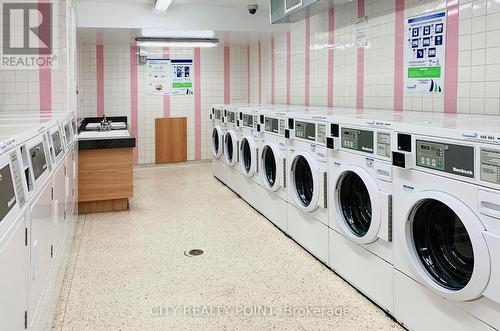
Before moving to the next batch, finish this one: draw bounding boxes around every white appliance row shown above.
[210,104,500,331]
[0,112,79,330]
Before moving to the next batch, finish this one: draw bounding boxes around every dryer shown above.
[285,112,330,262]
[210,105,226,183]
[391,116,500,331]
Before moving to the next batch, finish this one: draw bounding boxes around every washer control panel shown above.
[481,149,500,184]
[226,111,236,123]
[265,117,279,133]
[416,140,474,178]
[341,128,374,153]
[295,121,316,142]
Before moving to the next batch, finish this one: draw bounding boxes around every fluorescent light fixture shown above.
[136,37,219,48]
[141,29,215,39]
[155,0,173,11]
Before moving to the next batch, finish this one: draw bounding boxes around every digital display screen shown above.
[0,164,16,223]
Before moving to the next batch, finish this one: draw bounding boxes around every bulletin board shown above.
[404,11,446,93]
[146,59,193,96]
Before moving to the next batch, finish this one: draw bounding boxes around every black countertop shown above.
[78,116,136,150]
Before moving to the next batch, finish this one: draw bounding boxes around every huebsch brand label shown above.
[416,140,474,178]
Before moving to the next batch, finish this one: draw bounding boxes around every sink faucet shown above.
[101,115,111,131]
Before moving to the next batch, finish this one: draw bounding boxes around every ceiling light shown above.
[155,0,173,11]
[135,37,219,48]
[141,29,215,39]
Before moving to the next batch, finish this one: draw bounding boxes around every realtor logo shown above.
[1,1,58,69]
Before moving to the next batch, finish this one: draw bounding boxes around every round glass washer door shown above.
[260,144,281,192]
[290,153,319,212]
[224,131,237,166]
[239,136,256,177]
[212,127,222,158]
[403,191,490,301]
[335,166,381,244]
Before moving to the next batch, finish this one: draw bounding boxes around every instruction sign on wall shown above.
[404,11,446,93]
[170,59,194,95]
[147,59,171,96]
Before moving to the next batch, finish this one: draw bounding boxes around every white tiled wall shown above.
[0,0,75,115]
[249,0,500,115]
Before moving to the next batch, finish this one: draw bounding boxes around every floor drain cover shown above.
[185,249,204,257]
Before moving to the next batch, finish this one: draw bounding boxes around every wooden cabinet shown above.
[78,147,133,214]
[155,117,187,164]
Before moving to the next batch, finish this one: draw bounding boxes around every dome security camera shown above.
[247,4,258,14]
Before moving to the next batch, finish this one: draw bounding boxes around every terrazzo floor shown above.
[52,161,404,330]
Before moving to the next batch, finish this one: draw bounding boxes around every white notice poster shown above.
[404,11,446,93]
[147,59,171,96]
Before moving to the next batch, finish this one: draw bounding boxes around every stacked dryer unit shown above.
[0,112,78,330]
[210,105,226,182]
[391,117,500,331]
[285,112,331,262]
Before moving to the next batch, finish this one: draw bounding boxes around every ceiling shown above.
[76,0,268,9]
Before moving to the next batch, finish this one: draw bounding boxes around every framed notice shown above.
[170,59,194,95]
[146,59,171,96]
[404,11,446,93]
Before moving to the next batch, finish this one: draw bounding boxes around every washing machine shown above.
[210,105,226,183]
[0,131,30,331]
[222,105,243,194]
[251,110,292,232]
[285,112,330,262]
[391,116,500,331]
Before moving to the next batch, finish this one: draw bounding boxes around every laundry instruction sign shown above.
[146,59,194,95]
[404,11,446,93]
[170,59,193,95]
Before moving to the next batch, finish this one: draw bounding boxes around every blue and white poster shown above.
[170,59,194,95]
[405,11,446,93]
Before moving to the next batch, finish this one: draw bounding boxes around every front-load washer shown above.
[0,134,30,331]
[252,110,291,232]
[391,116,500,331]
[210,105,226,183]
[324,109,445,314]
[235,107,264,206]
[286,112,329,262]
[222,106,243,194]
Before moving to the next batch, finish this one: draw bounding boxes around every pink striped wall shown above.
[286,32,291,105]
[327,3,335,107]
[163,47,171,118]
[247,46,250,104]
[394,0,405,112]
[96,44,105,117]
[444,0,459,113]
[194,48,202,160]
[38,0,51,115]
[271,37,275,104]
[224,46,231,104]
[356,0,365,110]
[305,16,311,107]
[130,44,138,164]
[258,41,262,104]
